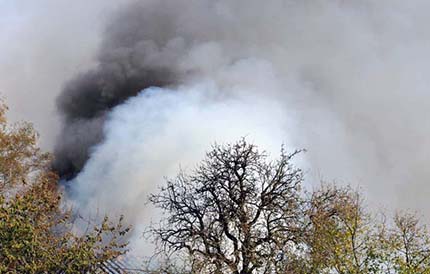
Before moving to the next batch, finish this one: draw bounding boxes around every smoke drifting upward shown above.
[54,3,182,177]
[54,0,430,249]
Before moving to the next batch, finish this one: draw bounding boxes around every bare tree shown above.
[149,139,305,274]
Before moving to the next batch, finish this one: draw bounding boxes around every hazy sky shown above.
[0,0,130,147]
[4,0,430,224]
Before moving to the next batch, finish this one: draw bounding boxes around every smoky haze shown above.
[53,1,183,177]
[3,0,430,252]
[56,0,430,252]
[0,0,134,149]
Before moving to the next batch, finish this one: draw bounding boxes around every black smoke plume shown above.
[53,3,181,178]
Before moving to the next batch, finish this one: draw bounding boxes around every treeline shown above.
[1,100,430,274]
[0,102,129,273]
[146,140,430,274]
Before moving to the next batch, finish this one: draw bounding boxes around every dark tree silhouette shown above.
[149,139,305,274]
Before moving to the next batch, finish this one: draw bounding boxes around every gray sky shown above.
[4,0,430,223]
[0,0,130,148]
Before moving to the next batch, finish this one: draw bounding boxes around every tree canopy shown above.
[0,101,129,273]
[149,139,430,274]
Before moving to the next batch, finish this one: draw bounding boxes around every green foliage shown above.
[0,101,129,273]
[305,185,383,273]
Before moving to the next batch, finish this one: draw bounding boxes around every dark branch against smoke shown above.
[53,2,182,178]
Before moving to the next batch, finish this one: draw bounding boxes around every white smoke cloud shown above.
[69,57,295,214]
[63,0,430,250]
[69,62,300,255]
[5,0,430,252]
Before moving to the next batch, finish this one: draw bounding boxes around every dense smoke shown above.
[53,3,181,177]
[44,0,430,251]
